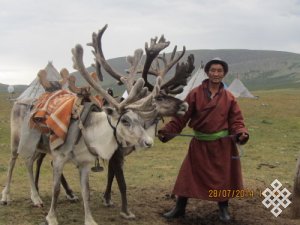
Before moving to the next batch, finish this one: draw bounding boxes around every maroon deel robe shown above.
[160,79,248,201]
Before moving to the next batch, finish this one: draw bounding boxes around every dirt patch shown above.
[0,183,299,225]
[130,187,299,225]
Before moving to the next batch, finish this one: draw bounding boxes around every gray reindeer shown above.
[94,25,195,218]
[45,25,195,219]
[1,38,165,224]
[1,25,195,223]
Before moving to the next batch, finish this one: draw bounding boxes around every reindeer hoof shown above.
[66,194,79,202]
[120,211,136,219]
[103,200,114,207]
[34,203,44,208]
[0,200,8,206]
[102,196,114,207]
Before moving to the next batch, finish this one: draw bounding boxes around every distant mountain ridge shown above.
[0,83,28,94]
[71,49,300,93]
[1,49,300,95]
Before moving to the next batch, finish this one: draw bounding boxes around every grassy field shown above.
[0,89,300,225]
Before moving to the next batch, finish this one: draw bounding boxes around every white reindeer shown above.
[49,25,195,218]
[55,25,195,219]
[1,25,195,223]
[29,24,195,219]
[1,39,163,225]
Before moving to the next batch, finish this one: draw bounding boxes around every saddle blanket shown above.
[30,90,78,150]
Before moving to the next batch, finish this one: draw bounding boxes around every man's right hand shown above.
[157,130,168,143]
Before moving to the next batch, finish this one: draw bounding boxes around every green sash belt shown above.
[194,130,229,141]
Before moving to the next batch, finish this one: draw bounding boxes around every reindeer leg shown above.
[113,150,135,219]
[26,151,44,207]
[35,152,46,192]
[46,155,67,225]
[80,164,98,225]
[61,173,79,202]
[1,147,18,205]
[15,119,44,207]
[102,155,115,207]
[35,152,79,202]
[1,112,22,205]
[56,119,80,202]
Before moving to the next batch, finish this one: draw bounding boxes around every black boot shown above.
[163,196,188,219]
[218,201,231,222]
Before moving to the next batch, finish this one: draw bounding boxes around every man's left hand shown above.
[237,132,249,144]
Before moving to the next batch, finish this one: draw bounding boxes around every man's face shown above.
[207,64,225,84]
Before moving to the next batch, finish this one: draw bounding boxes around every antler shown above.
[150,45,186,79]
[67,75,92,97]
[123,49,143,92]
[72,44,121,109]
[72,44,157,115]
[88,24,145,93]
[38,69,52,90]
[160,54,195,94]
[125,77,162,119]
[141,35,170,90]
[87,24,123,82]
[87,25,194,96]
[138,36,192,94]
[88,25,124,83]
[59,68,69,87]
[89,25,192,96]
[38,69,70,92]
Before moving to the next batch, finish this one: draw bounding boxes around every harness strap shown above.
[75,102,101,145]
[106,114,123,148]
[76,102,102,157]
[78,119,98,157]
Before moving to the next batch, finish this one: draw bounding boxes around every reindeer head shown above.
[72,44,160,149]
[104,108,153,148]
[153,93,188,117]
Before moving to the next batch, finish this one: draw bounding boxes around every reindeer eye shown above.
[155,96,163,101]
[121,118,131,127]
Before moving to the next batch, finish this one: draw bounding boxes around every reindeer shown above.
[2,36,167,224]
[91,25,195,219]
[0,68,73,205]
[1,25,194,223]
[31,24,195,219]
[55,25,193,218]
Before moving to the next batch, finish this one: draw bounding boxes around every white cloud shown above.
[0,0,300,84]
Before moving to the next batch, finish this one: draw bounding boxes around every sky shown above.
[1,0,300,85]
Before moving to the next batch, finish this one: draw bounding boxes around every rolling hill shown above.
[71,49,300,93]
[1,49,300,96]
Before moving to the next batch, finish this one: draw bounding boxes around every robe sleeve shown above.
[228,98,249,144]
[158,91,195,142]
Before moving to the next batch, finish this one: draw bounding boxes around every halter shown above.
[77,110,127,173]
[106,113,125,149]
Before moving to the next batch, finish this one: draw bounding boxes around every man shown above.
[158,58,249,222]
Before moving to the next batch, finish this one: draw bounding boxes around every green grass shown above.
[0,90,300,224]
[237,89,300,186]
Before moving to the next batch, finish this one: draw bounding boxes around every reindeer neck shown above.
[76,112,119,161]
